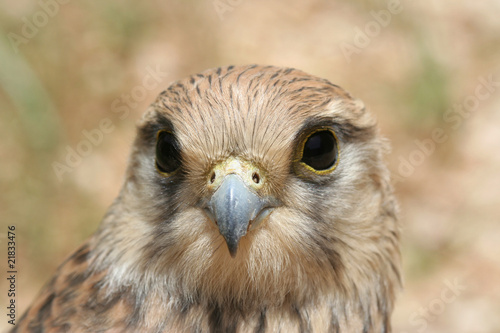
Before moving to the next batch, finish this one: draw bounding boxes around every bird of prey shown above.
[14,65,401,332]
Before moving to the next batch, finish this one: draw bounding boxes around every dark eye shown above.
[156,131,181,174]
[301,130,338,171]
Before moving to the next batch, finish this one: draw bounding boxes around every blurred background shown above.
[1,0,499,332]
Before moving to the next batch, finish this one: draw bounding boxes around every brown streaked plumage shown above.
[14,65,401,333]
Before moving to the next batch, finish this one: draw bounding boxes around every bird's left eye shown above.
[155,131,181,174]
[300,129,339,172]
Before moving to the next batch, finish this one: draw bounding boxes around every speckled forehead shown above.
[154,66,351,137]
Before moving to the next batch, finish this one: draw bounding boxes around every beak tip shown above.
[207,173,276,258]
[225,239,239,258]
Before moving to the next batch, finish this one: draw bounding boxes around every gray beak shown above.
[206,174,275,257]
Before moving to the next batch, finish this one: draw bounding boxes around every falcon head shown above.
[93,65,400,324]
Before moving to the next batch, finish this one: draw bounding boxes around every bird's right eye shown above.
[155,131,181,175]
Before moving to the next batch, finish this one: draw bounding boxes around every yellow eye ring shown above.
[294,128,340,176]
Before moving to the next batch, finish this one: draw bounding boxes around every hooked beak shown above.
[205,174,277,257]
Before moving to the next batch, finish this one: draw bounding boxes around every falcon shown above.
[14,65,401,332]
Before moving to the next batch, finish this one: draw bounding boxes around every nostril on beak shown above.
[210,171,216,184]
[252,172,260,184]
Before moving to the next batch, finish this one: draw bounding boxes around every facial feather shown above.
[97,65,399,315]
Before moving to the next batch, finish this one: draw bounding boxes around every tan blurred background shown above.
[1,0,499,332]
